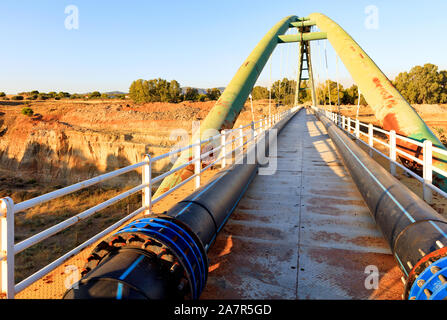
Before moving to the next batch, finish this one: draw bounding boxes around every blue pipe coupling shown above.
[115,216,208,299]
[408,255,447,300]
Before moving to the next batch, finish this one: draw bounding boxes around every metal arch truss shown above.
[155,13,447,197]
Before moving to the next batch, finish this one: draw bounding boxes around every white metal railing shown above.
[0,106,300,298]
[313,106,447,205]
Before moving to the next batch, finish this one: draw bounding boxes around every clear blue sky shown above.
[1,0,446,94]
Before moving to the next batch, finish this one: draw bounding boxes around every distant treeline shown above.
[254,63,447,105]
[4,63,445,106]
[0,91,127,101]
[129,78,222,103]
[251,79,367,106]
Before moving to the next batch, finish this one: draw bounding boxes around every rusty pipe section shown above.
[308,12,447,191]
[313,107,447,300]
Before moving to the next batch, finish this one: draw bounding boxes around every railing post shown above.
[423,140,433,204]
[221,130,226,169]
[142,154,152,216]
[342,115,346,130]
[239,125,244,151]
[347,117,351,133]
[251,121,256,142]
[368,123,374,157]
[355,119,360,139]
[194,139,201,189]
[234,125,244,164]
[0,197,14,299]
[389,130,397,176]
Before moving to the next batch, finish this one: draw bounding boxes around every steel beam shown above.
[154,15,299,198]
[308,12,447,190]
[278,32,327,43]
[290,20,316,27]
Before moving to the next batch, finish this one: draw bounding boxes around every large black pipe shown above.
[63,108,301,300]
[313,108,447,300]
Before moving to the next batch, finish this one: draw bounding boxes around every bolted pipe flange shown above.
[408,255,447,300]
[66,214,208,300]
[115,215,208,299]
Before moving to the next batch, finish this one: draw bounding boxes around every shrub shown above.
[88,91,101,99]
[21,107,34,116]
[0,92,5,97]
[11,95,24,101]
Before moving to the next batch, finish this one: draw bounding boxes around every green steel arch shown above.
[154,13,447,197]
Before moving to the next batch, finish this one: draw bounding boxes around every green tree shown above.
[129,78,182,103]
[57,92,70,99]
[206,88,221,101]
[169,80,181,102]
[88,91,101,99]
[70,93,82,99]
[0,92,5,97]
[342,85,367,105]
[271,78,297,105]
[316,80,344,105]
[38,93,49,100]
[251,86,269,100]
[184,87,199,101]
[297,80,311,104]
[129,79,150,103]
[21,107,34,116]
[393,63,447,104]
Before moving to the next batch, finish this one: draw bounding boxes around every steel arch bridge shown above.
[155,12,447,197]
[3,13,447,301]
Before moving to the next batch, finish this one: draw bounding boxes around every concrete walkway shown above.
[201,108,404,299]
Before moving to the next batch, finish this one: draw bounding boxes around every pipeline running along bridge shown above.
[2,13,447,300]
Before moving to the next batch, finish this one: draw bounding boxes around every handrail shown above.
[314,106,447,202]
[0,106,299,298]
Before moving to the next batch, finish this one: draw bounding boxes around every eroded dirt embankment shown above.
[0,99,282,187]
[0,98,286,283]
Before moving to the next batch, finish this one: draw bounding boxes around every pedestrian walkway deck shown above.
[201,109,404,299]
